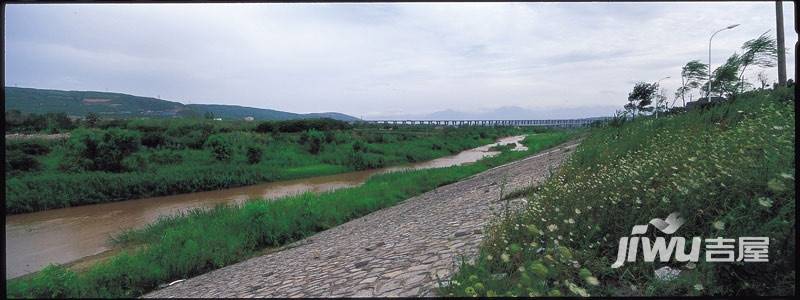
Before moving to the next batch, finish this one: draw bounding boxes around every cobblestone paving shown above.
[145,140,580,298]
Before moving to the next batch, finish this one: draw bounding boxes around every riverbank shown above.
[440,88,795,296]
[6,132,576,298]
[6,123,536,214]
[5,135,529,280]
[144,140,582,298]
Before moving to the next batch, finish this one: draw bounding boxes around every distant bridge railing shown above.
[350,118,609,128]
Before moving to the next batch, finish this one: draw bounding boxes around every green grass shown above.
[439,88,795,297]
[6,131,575,298]
[6,125,539,214]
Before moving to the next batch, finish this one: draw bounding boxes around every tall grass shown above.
[6,126,537,214]
[6,131,574,298]
[440,88,795,297]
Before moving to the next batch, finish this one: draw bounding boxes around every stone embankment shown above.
[146,140,581,298]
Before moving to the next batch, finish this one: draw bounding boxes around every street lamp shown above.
[707,24,740,99]
[655,76,670,117]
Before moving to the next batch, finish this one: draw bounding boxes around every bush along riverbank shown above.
[440,88,795,297]
[6,131,576,298]
[6,119,542,214]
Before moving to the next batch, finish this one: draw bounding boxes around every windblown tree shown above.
[704,53,741,98]
[624,82,658,118]
[737,31,778,93]
[703,32,778,98]
[674,60,708,107]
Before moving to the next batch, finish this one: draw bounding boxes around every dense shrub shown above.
[349,152,386,170]
[122,153,150,172]
[352,141,365,152]
[204,135,233,161]
[5,111,76,133]
[164,123,213,149]
[6,151,42,174]
[60,128,141,172]
[254,122,276,134]
[147,149,184,165]
[324,131,336,143]
[488,142,517,152]
[299,130,325,154]
[246,146,263,164]
[140,131,167,148]
[276,118,351,133]
[6,140,51,156]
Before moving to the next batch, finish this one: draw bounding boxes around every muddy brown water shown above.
[5,136,528,279]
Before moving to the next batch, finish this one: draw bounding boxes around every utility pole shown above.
[775,1,787,86]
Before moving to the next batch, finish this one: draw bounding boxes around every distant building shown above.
[244,116,255,121]
[213,118,223,121]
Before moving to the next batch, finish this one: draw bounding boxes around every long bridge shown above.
[351,117,608,128]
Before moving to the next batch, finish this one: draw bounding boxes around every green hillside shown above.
[4,87,358,121]
[186,104,301,120]
[4,87,191,118]
[305,112,360,121]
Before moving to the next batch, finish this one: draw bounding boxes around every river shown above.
[5,135,527,279]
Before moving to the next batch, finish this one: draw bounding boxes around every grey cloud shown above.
[4,2,796,118]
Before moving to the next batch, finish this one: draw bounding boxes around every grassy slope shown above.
[6,132,575,298]
[440,88,795,297]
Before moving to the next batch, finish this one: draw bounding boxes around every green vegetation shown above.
[488,142,517,152]
[6,132,575,298]
[5,110,78,133]
[4,86,357,121]
[440,88,794,296]
[6,117,549,214]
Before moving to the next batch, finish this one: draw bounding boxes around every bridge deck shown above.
[350,118,609,127]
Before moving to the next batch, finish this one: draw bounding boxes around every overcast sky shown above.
[4,2,796,119]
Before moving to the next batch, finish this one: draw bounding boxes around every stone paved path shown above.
[145,140,581,298]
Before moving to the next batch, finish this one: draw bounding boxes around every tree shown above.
[675,60,708,106]
[625,82,658,118]
[85,112,99,128]
[204,111,215,120]
[737,31,777,93]
[704,53,741,98]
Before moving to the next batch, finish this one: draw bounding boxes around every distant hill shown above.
[3,87,359,121]
[371,105,618,120]
[304,112,360,121]
[186,104,359,121]
[186,104,303,120]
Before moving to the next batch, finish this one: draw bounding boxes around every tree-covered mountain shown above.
[4,87,359,121]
